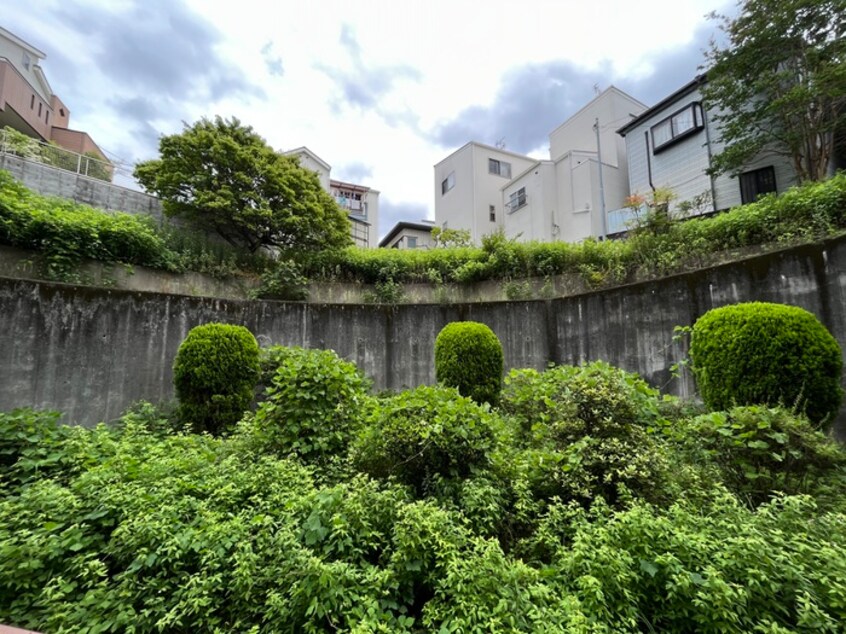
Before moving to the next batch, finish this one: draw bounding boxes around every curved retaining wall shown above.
[1,236,845,435]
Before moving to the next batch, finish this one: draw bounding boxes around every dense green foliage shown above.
[690,302,843,424]
[3,169,846,295]
[501,363,673,508]
[352,385,499,496]
[702,0,846,182]
[301,173,846,287]
[134,116,352,254]
[173,323,260,434]
[0,169,269,281]
[246,346,370,464]
[3,358,846,632]
[435,321,503,405]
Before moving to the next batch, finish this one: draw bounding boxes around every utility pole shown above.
[594,117,608,240]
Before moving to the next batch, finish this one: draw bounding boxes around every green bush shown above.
[247,347,369,463]
[352,385,500,496]
[173,323,260,434]
[690,302,843,424]
[689,405,846,507]
[501,362,671,507]
[435,321,503,405]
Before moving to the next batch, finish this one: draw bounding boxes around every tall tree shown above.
[135,117,351,253]
[702,0,846,182]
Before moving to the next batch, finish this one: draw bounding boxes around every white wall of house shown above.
[434,142,536,243]
[0,28,50,102]
[503,161,556,241]
[549,87,645,169]
[622,83,798,215]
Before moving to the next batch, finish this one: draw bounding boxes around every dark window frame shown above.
[488,158,512,178]
[651,102,705,153]
[739,166,777,204]
[441,171,455,195]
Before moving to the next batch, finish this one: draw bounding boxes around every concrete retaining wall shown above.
[1,235,845,434]
[0,154,163,219]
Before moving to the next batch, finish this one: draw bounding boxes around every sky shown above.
[4,0,731,239]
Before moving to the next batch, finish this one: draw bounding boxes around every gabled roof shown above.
[617,75,707,136]
[378,221,434,247]
[284,146,331,172]
[0,26,46,60]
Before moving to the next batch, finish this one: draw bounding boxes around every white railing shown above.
[0,127,117,182]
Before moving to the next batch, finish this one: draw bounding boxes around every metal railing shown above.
[0,127,116,182]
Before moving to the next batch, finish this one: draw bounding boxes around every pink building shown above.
[0,26,109,166]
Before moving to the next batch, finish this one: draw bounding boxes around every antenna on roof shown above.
[593,83,601,96]
[495,137,506,149]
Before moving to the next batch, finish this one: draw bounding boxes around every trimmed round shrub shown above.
[352,385,499,495]
[250,347,370,463]
[690,302,843,424]
[435,321,503,406]
[173,323,260,435]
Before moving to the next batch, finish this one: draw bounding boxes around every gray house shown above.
[617,75,800,216]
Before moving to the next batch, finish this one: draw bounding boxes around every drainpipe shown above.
[701,106,718,212]
[645,131,655,193]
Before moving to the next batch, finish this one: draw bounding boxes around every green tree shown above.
[702,0,846,182]
[134,116,351,253]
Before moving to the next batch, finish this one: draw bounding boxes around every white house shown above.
[378,220,434,249]
[616,75,799,218]
[434,87,647,244]
[284,147,380,248]
[434,141,537,243]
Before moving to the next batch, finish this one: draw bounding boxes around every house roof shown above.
[0,26,47,60]
[617,74,707,136]
[284,146,331,172]
[434,140,535,167]
[549,85,647,138]
[378,221,434,248]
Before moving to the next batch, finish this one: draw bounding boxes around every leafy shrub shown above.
[689,406,846,506]
[248,259,309,300]
[690,302,843,424]
[173,323,260,434]
[248,347,369,463]
[501,362,671,507]
[352,385,500,496]
[435,321,503,405]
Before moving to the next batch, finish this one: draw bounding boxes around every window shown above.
[650,102,704,153]
[406,236,418,249]
[45,111,49,124]
[506,187,527,213]
[739,166,776,204]
[441,171,455,195]
[30,95,35,109]
[489,158,511,178]
[38,103,42,117]
[22,52,30,71]
[489,205,496,222]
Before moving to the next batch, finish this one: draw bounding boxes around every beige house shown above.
[284,147,380,248]
[378,220,434,249]
[434,87,647,243]
[0,26,109,168]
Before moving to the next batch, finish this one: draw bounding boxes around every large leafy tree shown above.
[135,117,351,253]
[702,0,846,182]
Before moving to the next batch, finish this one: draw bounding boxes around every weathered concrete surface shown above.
[0,154,163,219]
[1,236,846,436]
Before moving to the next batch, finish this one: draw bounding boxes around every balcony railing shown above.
[0,127,115,182]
